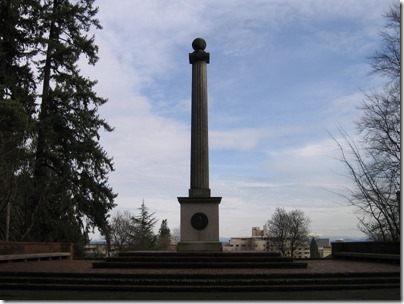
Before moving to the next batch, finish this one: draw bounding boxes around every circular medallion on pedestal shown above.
[191,212,208,230]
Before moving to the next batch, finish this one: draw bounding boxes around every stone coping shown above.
[0,259,399,275]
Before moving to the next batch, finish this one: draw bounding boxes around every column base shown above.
[177,197,221,246]
[189,188,211,197]
[177,241,223,252]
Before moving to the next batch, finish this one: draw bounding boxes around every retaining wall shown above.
[0,242,73,259]
[332,241,400,255]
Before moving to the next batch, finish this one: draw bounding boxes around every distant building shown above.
[224,236,268,252]
[316,238,331,258]
[223,225,311,258]
[252,226,268,237]
[223,227,339,259]
[292,243,310,259]
[224,226,268,252]
[85,242,119,258]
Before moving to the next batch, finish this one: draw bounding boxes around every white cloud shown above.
[86,0,395,240]
[211,128,269,151]
[267,138,337,169]
[96,1,211,77]
[292,140,335,157]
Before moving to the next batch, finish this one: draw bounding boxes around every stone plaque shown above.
[191,212,209,230]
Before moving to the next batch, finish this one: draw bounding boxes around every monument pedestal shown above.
[177,197,222,252]
[176,241,222,252]
[177,39,222,253]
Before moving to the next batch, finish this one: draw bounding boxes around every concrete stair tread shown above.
[1,282,399,292]
[92,261,308,269]
[118,251,282,257]
[1,270,399,279]
[0,269,399,292]
[106,256,292,262]
[94,251,305,269]
[0,275,399,285]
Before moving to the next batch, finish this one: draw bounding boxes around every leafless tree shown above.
[333,127,399,241]
[267,208,311,257]
[108,210,134,251]
[171,227,181,243]
[288,209,311,257]
[368,3,400,85]
[267,208,289,256]
[333,4,400,241]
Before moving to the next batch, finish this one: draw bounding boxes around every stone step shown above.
[1,282,400,292]
[1,271,399,280]
[0,274,398,286]
[0,273,399,292]
[104,256,293,263]
[92,261,307,269]
[113,251,285,262]
[94,251,302,269]
[117,251,282,257]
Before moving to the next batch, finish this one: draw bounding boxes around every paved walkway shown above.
[1,287,400,301]
[0,258,399,275]
[0,259,400,301]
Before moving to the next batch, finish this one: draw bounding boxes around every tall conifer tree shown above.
[26,0,116,245]
[157,219,171,250]
[131,201,157,250]
[0,0,116,249]
[0,0,37,240]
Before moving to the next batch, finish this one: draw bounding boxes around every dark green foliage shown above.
[131,201,158,250]
[0,0,37,241]
[156,219,171,250]
[0,0,116,251]
[108,205,170,252]
[27,0,116,243]
[310,237,321,258]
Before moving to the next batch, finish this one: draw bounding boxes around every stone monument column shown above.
[177,38,222,252]
[189,38,210,198]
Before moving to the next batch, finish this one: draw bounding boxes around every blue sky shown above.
[83,0,395,239]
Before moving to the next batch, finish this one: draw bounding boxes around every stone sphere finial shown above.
[192,38,206,51]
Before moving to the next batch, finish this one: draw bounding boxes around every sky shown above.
[83,0,396,240]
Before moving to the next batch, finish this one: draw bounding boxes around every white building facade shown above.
[223,226,325,259]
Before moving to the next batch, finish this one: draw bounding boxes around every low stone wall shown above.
[0,242,73,259]
[332,241,400,255]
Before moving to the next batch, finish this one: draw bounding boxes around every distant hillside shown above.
[328,236,370,243]
[90,235,371,245]
[220,237,230,243]
[219,236,370,244]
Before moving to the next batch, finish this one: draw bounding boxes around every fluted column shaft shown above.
[189,40,210,198]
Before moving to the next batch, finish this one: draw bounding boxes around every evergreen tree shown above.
[0,0,116,250]
[0,0,37,241]
[20,0,117,247]
[310,237,321,258]
[156,219,171,250]
[131,201,157,250]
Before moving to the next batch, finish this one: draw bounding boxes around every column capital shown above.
[189,50,210,64]
[189,38,210,64]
